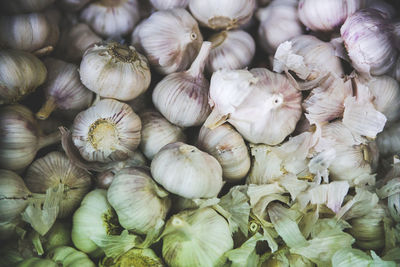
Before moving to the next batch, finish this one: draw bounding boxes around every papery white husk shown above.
[150,0,189,10]
[206,68,302,145]
[132,8,202,75]
[80,0,140,38]
[72,99,141,163]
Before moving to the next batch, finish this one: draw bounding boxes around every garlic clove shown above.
[131,8,203,75]
[79,41,151,101]
[189,0,256,30]
[150,0,189,10]
[72,99,142,163]
[150,142,223,199]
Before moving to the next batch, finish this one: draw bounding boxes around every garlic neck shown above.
[209,31,228,49]
[187,42,212,77]
[169,217,192,241]
[37,131,61,150]
[88,119,119,151]
[36,97,57,120]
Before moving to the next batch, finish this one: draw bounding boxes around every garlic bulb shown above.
[390,57,400,82]
[99,248,163,267]
[0,49,47,105]
[189,0,256,30]
[72,99,142,163]
[150,142,223,199]
[341,8,398,75]
[16,258,58,267]
[198,123,250,182]
[376,122,400,156]
[0,0,55,14]
[0,12,59,53]
[107,168,170,234]
[161,208,233,267]
[206,68,302,145]
[79,41,151,101]
[25,152,92,218]
[150,0,188,10]
[36,58,93,120]
[257,0,303,54]
[140,110,186,160]
[47,246,95,267]
[298,0,365,32]
[131,8,202,75]
[43,221,72,251]
[206,30,255,73]
[0,105,60,171]
[152,42,212,127]
[59,0,91,11]
[80,0,140,38]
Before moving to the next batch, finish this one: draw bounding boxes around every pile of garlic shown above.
[1,0,400,266]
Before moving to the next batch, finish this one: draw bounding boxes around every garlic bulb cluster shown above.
[150,0,188,10]
[161,208,233,267]
[206,30,255,73]
[36,58,93,120]
[25,151,92,218]
[72,99,142,163]
[0,105,60,171]
[0,12,59,53]
[80,0,140,38]
[206,68,302,145]
[198,123,250,182]
[189,0,256,30]
[152,42,211,127]
[99,248,163,267]
[0,49,47,105]
[0,0,55,14]
[298,0,365,32]
[79,41,150,101]
[132,8,203,75]
[140,110,186,160]
[107,168,170,234]
[151,142,223,199]
[257,0,303,54]
[341,8,398,75]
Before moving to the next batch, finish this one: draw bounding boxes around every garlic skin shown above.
[150,0,188,10]
[206,30,255,73]
[132,8,203,75]
[72,99,142,163]
[0,50,47,105]
[0,0,55,14]
[150,142,223,199]
[206,68,302,145]
[79,42,150,101]
[341,8,398,76]
[198,124,250,182]
[80,0,140,38]
[152,42,211,127]
[25,152,92,218]
[107,168,171,234]
[161,208,233,267]
[140,110,186,160]
[0,105,60,171]
[298,0,365,32]
[189,0,256,30]
[36,58,93,120]
[0,12,59,53]
[59,0,91,11]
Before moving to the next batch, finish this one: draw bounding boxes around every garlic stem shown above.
[187,41,212,77]
[36,97,57,120]
[37,131,61,150]
[33,46,54,57]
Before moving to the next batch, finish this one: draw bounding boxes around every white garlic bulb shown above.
[0,0,55,14]
[79,41,151,101]
[150,0,188,10]
[376,122,400,156]
[206,68,302,145]
[131,8,203,75]
[0,12,59,53]
[0,49,47,105]
[80,0,140,38]
[161,208,233,267]
[25,151,92,218]
[72,99,142,163]
[198,123,250,182]
[189,0,256,30]
[152,42,212,127]
[206,30,255,73]
[107,168,171,234]
[341,8,398,75]
[257,0,303,54]
[36,58,93,120]
[150,142,223,199]
[140,110,186,160]
[59,0,91,11]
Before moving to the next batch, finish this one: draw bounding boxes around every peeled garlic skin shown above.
[198,124,250,182]
[189,0,256,30]
[0,50,47,105]
[150,0,189,10]
[79,42,151,101]
[341,8,397,76]
[150,142,223,199]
